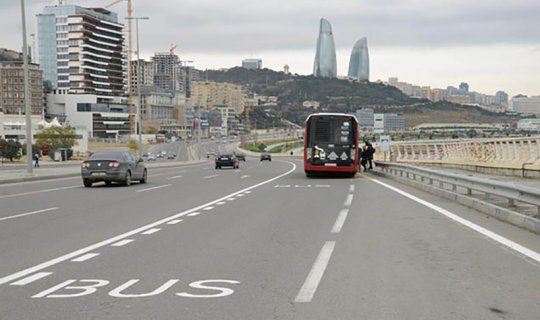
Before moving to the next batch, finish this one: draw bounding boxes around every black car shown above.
[167,152,176,159]
[260,153,272,161]
[235,152,246,161]
[215,152,239,169]
[81,150,147,187]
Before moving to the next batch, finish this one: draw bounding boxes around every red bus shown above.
[304,113,359,177]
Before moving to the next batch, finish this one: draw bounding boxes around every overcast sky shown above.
[2,0,539,97]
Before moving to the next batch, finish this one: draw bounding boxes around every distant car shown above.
[206,151,216,158]
[215,152,239,169]
[81,150,147,187]
[260,153,272,161]
[234,152,246,161]
[147,154,157,161]
[142,152,149,157]
[167,153,176,159]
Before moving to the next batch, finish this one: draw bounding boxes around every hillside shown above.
[202,67,521,128]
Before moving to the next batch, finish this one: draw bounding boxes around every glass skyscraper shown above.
[347,37,369,81]
[313,18,337,78]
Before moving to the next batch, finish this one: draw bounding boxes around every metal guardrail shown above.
[376,162,540,214]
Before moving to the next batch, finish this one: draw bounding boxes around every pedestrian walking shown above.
[34,153,40,168]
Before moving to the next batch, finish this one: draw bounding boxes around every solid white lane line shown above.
[203,206,215,211]
[349,185,355,192]
[0,186,79,200]
[240,175,249,179]
[0,161,297,286]
[110,239,134,247]
[10,272,53,286]
[136,184,172,193]
[142,228,161,235]
[203,174,220,179]
[295,241,336,303]
[167,175,183,180]
[216,202,226,205]
[344,194,354,206]
[70,253,100,262]
[370,178,540,263]
[0,207,59,222]
[331,209,349,234]
[166,219,182,225]
[188,212,202,216]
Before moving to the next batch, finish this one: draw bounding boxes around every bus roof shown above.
[304,113,358,123]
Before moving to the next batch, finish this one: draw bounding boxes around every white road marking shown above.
[295,241,336,303]
[315,185,331,188]
[240,175,249,179]
[203,206,215,211]
[216,202,226,205]
[244,191,252,194]
[167,175,183,180]
[188,212,202,216]
[370,178,540,263]
[0,161,297,286]
[234,170,241,173]
[142,228,161,235]
[203,174,220,179]
[226,198,235,201]
[275,185,291,188]
[110,239,134,247]
[0,186,79,200]
[136,184,172,193]
[295,185,311,188]
[331,209,349,233]
[70,253,100,262]
[349,185,355,192]
[10,272,52,286]
[0,207,59,222]
[344,194,354,206]
[166,219,182,225]
[236,194,244,197]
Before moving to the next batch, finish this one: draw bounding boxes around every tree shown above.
[128,140,138,152]
[35,127,77,150]
[0,139,22,162]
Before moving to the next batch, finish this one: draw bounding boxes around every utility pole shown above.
[126,16,149,156]
[20,0,32,174]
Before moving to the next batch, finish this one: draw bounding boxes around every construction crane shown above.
[105,0,134,134]
[170,44,177,53]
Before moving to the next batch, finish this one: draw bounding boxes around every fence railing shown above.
[382,136,540,171]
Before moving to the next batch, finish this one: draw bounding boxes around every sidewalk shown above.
[423,166,540,190]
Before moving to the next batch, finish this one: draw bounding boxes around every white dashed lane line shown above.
[70,253,100,262]
[0,207,59,222]
[10,272,53,286]
[110,239,134,247]
[240,175,250,179]
[187,212,202,217]
[331,209,349,234]
[203,174,220,179]
[203,206,215,211]
[136,184,172,193]
[167,175,183,180]
[166,219,182,225]
[142,228,161,235]
[216,202,226,205]
[344,194,353,207]
[295,241,336,303]
[349,185,355,192]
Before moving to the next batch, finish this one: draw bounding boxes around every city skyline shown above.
[1,0,539,97]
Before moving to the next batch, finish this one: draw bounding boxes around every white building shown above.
[517,119,540,132]
[241,59,262,70]
[511,96,540,115]
[46,93,133,140]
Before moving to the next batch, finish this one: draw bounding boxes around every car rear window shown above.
[90,152,124,161]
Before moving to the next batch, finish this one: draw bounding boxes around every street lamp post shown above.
[126,16,149,157]
[20,0,33,174]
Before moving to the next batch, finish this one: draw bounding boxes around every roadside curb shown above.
[371,170,540,234]
[0,160,209,185]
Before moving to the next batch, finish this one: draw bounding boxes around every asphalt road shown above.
[0,156,538,319]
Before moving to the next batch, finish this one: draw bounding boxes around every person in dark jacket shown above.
[365,142,375,170]
[360,145,368,172]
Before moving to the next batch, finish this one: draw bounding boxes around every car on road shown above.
[167,152,176,159]
[206,151,217,158]
[215,152,239,169]
[260,153,272,161]
[234,151,246,161]
[81,150,147,187]
[147,153,157,161]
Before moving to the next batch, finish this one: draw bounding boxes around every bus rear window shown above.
[309,117,354,145]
